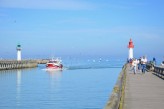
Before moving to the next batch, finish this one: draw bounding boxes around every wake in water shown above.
[66,65,122,70]
[42,65,122,72]
[42,67,68,72]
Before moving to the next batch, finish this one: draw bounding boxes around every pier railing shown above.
[146,63,164,79]
[104,64,127,109]
[154,66,164,79]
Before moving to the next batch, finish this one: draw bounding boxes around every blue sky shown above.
[0,0,164,59]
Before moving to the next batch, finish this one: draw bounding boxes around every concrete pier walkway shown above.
[124,65,164,109]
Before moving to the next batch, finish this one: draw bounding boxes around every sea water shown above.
[0,56,125,109]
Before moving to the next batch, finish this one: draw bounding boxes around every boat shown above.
[46,58,63,70]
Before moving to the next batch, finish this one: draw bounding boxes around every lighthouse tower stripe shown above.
[17,50,21,61]
[129,48,133,59]
[127,39,134,60]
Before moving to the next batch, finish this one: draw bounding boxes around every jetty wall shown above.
[104,64,127,109]
[104,63,164,109]
[0,60,38,70]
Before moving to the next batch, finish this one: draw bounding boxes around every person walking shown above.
[138,57,142,72]
[132,58,138,74]
[141,56,147,74]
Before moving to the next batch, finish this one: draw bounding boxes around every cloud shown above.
[0,0,94,10]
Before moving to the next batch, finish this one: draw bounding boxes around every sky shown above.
[0,0,164,59]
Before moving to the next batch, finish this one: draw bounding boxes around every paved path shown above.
[124,65,164,109]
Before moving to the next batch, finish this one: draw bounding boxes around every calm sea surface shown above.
[0,57,124,109]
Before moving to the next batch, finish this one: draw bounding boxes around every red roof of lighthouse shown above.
[128,38,134,48]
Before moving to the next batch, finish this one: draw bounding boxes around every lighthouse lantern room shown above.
[128,39,134,60]
[16,44,21,61]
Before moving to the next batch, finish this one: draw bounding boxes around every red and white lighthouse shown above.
[128,38,134,59]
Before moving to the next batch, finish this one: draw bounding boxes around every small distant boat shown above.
[46,58,63,70]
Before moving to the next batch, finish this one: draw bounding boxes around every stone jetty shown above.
[0,59,49,70]
[123,64,164,109]
[104,63,164,109]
